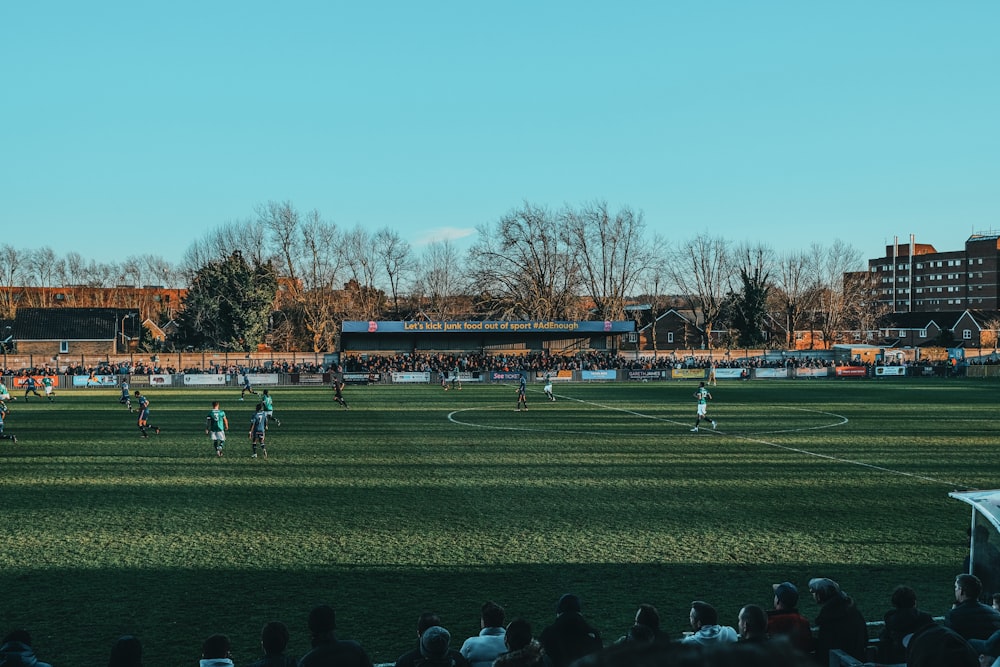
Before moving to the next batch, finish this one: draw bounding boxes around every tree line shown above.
[1,200,880,352]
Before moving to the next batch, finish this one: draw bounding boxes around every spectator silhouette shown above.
[737,604,768,643]
[945,574,1000,641]
[394,612,469,667]
[766,582,813,655]
[243,621,296,667]
[0,630,53,667]
[459,601,507,667]
[493,619,544,667]
[905,620,978,667]
[616,604,668,644]
[108,635,143,667]
[877,585,934,664]
[539,593,603,667]
[681,601,737,646]
[299,604,372,667]
[200,634,234,667]
[808,577,867,663]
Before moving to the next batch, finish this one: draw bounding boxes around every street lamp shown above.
[120,313,137,353]
[1,326,11,373]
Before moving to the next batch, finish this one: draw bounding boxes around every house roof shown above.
[881,309,1000,331]
[13,308,140,341]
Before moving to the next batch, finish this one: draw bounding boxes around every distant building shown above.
[868,234,1000,313]
[12,307,141,357]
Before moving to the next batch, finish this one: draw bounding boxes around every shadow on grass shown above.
[0,561,961,667]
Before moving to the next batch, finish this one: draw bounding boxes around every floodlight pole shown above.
[120,313,137,353]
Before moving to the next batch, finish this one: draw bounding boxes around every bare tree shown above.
[415,240,463,319]
[771,250,815,349]
[466,202,582,320]
[563,201,661,320]
[807,240,865,348]
[665,235,732,349]
[296,211,346,351]
[0,244,30,318]
[256,200,300,291]
[374,227,414,318]
[182,220,269,280]
[635,245,673,353]
[342,225,386,321]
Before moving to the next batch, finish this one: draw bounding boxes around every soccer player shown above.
[41,374,55,402]
[690,381,717,432]
[440,370,449,390]
[119,378,133,411]
[543,373,555,402]
[205,401,229,457]
[516,374,528,412]
[451,364,462,390]
[0,379,13,402]
[261,389,281,427]
[134,390,161,438]
[332,378,349,409]
[0,402,15,444]
[240,371,258,400]
[249,402,268,458]
[23,375,42,401]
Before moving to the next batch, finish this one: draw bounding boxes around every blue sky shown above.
[3,1,997,265]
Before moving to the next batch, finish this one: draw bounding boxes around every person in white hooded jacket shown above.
[681,601,738,646]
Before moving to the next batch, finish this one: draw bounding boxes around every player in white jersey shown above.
[690,382,717,432]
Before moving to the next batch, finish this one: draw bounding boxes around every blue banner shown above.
[343,320,635,334]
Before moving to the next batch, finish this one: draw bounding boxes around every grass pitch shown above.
[0,378,994,665]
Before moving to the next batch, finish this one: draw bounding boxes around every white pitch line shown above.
[447,389,965,487]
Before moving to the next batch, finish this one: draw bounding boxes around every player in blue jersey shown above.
[690,382,717,432]
[240,371,258,401]
[119,379,133,411]
[249,402,268,458]
[23,376,42,401]
[516,375,528,412]
[205,401,229,457]
[134,390,161,438]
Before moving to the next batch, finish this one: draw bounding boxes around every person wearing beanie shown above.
[766,581,813,654]
[809,577,867,664]
[298,604,372,667]
[539,593,602,667]
[905,621,978,667]
[393,613,469,667]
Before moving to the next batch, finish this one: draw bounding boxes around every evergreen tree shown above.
[177,251,278,351]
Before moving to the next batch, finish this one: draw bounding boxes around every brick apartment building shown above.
[869,233,1000,313]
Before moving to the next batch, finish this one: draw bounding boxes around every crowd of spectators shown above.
[0,349,987,380]
[5,574,1000,667]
